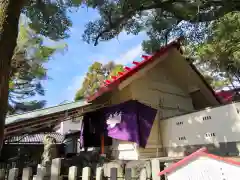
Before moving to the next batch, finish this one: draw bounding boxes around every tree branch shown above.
[91,0,240,45]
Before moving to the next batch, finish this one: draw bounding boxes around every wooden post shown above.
[50,158,61,180]
[110,168,117,180]
[96,167,103,180]
[101,134,105,154]
[125,168,131,180]
[151,159,161,180]
[8,168,18,180]
[140,168,147,180]
[68,166,78,180]
[22,167,32,180]
[0,169,5,180]
[82,167,91,180]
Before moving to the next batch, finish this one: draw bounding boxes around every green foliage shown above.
[8,23,66,114]
[141,10,240,90]
[83,0,240,46]
[82,0,239,92]
[193,12,240,89]
[142,21,210,54]
[23,0,83,41]
[108,64,124,77]
[74,61,124,101]
[202,73,231,90]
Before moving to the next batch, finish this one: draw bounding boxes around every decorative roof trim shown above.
[87,37,220,104]
[87,37,184,102]
[158,147,240,176]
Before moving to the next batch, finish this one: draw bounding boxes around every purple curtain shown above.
[104,100,157,148]
[137,102,157,147]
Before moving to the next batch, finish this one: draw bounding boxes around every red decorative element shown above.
[111,76,117,80]
[132,61,140,65]
[124,67,131,71]
[87,37,186,102]
[105,80,111,84]
[142,55,150,60]
[158,147,240,176]
[216,91,234,102]
[118,72,124,76]
[215,89,240,103]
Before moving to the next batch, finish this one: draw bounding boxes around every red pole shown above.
[101,133,104,154]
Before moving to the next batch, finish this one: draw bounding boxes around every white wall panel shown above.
[161,102,240,148]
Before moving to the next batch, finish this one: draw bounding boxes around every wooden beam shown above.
[4,102,110,138]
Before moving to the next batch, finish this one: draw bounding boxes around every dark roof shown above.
[4,132,65,144]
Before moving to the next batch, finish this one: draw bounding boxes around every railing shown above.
[0,158,163,180]
[0,156,41,180]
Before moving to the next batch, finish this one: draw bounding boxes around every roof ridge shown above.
[6,100,87,118]
[158,147,240,176]
[87,37,183,102]
[6,100,90,125]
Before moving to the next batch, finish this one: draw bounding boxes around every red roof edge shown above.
[158,148,207,176]
[87,37,184,102]
[158,147,240,176]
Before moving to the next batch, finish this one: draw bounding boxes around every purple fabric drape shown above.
[137,102,157,147]
[105,100,140,144]
[82,100,157,148]
[104,100,157,148]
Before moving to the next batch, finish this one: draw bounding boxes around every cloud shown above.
[55,44,143,103]
[66,75,85,100]
[114,44,143,64]
[87,43,143,66]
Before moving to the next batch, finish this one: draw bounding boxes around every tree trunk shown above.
[0,0,24,153]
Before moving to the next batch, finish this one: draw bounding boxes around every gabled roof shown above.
[158,147,240,176]
[87,37,221,104]
[6,100,89,125]
[87,38,184,102]
[4,101,109,138]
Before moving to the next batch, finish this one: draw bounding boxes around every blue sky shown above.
[41,8,148,107]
